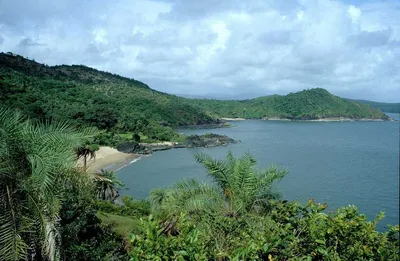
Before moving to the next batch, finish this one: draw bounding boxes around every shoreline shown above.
[84,115,395,172]
[79,146,138,172]
[262,117,390,122]
[219,117,395,122]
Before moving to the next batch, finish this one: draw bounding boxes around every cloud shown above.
[18,37,43,47]
[0,0,399,102]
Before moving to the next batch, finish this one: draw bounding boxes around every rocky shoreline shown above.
[116,133,238,154]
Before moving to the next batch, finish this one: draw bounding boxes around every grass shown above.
[98,212,140,239]
[171,133,187,143]
[118,133,133,140]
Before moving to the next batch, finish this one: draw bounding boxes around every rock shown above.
[116,142,151,154]
[185,133,238,148]
[117,134,238,154]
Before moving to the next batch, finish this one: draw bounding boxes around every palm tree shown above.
[76,145,96,172]
[150,152,287,220]
[0,108,97,261]
[95,170,124,201]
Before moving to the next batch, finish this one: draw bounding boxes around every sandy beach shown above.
[78,146,137,172]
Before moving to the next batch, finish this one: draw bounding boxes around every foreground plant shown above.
[130,199,399,260]
[134,153,400,260]
[151,152,287,219]
[95,170,125,201]
[0,108,97,261]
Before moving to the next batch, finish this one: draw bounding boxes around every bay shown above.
[117,113,399,230]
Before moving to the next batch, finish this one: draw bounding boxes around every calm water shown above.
[118,113,399,230]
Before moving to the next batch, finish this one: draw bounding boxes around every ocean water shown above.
[117,113,399,230]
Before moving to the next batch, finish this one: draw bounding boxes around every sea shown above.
[117,113,399,230]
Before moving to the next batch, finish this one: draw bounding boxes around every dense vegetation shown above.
[0,53,219,144]
[348,99,400,113]
[189,88,389,120]
[0,108,398,260]
[0,53,389,146]
[0,108,129,260]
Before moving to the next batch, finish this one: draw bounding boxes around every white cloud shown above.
[348,5,361,24]
[0,0,399,102]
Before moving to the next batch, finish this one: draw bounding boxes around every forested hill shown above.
[189,88,389,120]
[348,99,400,113]
[0,52,389,140]
[0,52,219,132]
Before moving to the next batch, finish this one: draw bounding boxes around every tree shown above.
[150,152,287,220]
[95,170,124,201]
[76,144,97,172]
[0,108,97,261]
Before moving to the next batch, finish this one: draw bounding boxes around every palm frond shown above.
[0,108,98,261]
[195,152,229,190]
[0,187,29,261]
[257,165,287,189]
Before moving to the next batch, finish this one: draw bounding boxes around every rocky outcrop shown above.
[185,133,238,148]
[116,142,152,154]
[117,134,238,154]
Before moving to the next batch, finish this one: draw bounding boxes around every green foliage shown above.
[60,176,129,261]
[130,200,399,260]
[150,152,286,225]
[0,53,217,142]
[96,196,151,243]
[129,214,210,261]
[0,108,97,260]
[94,170,125,201]
[0,107,130,261]
[97,196,151,218]
[97,213,140,240]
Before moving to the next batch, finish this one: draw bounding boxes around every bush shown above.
[128,199,399,260]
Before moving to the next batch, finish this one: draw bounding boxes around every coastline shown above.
[80,146,138,172]
[262,117,390,122]
[220,117,393,122]
[82,114,394,172]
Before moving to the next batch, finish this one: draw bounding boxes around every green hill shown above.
[189,88,389,120]
[348,99,400,113]
[0,52,389,143]
[0,52,221,142]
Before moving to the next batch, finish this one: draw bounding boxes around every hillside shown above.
[348,99,400,113]
[189,88,389,120]
[0,53,389,142]
[0,52,221,142]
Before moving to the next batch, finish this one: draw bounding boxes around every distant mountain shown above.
[187,88,389,120]
[347,99,400,113]
[0,52,389,141]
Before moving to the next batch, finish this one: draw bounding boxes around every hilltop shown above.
[189,88,389,120]
[0,52,389,143]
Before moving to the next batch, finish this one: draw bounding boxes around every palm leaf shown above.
[0,108,96,261]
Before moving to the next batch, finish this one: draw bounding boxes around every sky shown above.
[0,0,399,102]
